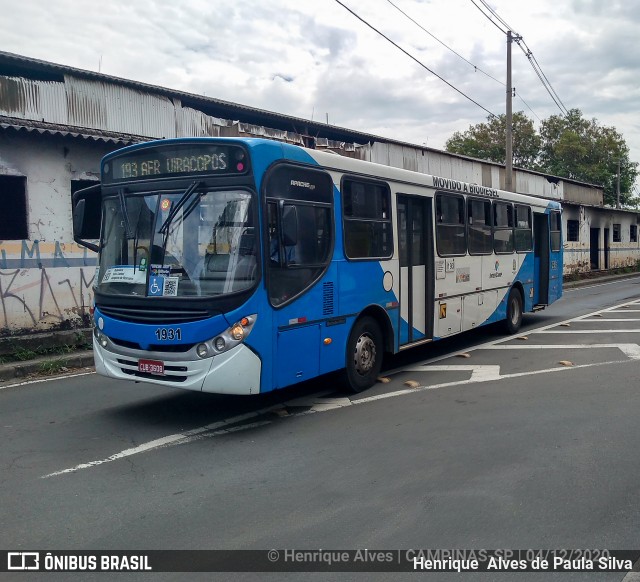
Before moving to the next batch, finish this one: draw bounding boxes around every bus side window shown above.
[264,164,334,307]
[342,178,392,260]
[515,205,533,252]
[493,202,515,254]
[468,198,492,255]
[436,193,466,256]
[550,211,562,251]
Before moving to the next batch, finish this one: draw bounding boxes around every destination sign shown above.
[102,144,249,183]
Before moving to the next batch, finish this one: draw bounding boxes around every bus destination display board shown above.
[102,144,249,183]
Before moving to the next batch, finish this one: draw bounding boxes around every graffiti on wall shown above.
[0,240,97,331]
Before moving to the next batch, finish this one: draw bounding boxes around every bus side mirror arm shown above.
[73,185,102,253]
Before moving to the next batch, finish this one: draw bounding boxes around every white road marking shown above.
[308,397,353,412]
[536,329,640,333]
[486,344,640,360]
[402,364,501,382]
[0,371,94,391]
[384,298,640,376]
[345,359,635,407]
[579,318,640,321]
[40,297,640,478]
[42,407,281,478]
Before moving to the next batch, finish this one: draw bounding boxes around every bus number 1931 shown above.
[155,328,182,341]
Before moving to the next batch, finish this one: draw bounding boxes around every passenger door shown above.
[533,212,550,305]
[397,195,434,346]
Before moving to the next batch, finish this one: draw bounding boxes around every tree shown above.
[445,112,541,168]
[445,108,638,207]
[539,109,638,206]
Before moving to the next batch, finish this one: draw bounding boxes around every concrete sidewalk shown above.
[563,270,640,289]
[0,328,93,383]
[0,350,94,382]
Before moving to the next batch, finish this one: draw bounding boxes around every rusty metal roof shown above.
[0,114,143,145]
[0,51,607,194]
[0,50,379,145]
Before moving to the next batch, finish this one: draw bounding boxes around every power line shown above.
[516,39,569,116]
[385,0,541,121]
[333,0,497,118]
[515,91,541,122]
[477,0,514,33]
[469,0,508,34]
[384,0,504,87]
[468,0,569,117]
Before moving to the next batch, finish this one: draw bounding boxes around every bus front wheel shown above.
[504,288,523,334]
[343,316,383,393]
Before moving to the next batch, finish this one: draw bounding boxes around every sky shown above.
[3,0,640,170]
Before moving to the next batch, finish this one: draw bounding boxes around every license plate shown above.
[138,359,165,375]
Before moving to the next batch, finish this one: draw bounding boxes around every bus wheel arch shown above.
[504,284,524,334]
[342,307,391,393]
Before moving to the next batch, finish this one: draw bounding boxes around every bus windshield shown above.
[97,188,258,298]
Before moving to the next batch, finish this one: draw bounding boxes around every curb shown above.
[0,328,92,357]
[0,350,94,382]
[563,272,640,289]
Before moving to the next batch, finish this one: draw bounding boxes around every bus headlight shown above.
[196,343,209,358]
[211,314,257,355]
[94,327,108,349]
[231,324,244,341]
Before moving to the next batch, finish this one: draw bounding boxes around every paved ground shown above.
[2,276,640,580]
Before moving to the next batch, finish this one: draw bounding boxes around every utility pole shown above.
[617,159,621,208]
[505,31,514,192]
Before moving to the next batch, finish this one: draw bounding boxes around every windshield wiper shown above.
[158,181,200,235]
[118,189,133,239]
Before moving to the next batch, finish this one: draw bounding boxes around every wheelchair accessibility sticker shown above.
[148,276,179,297]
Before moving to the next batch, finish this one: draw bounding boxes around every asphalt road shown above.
[2,276,640,581]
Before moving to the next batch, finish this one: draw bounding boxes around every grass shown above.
[37,359,69,376]
[564,260,640,283]
[1,341,92,364]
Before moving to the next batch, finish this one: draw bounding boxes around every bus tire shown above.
[504,287,523,334]
[343,316,383,393]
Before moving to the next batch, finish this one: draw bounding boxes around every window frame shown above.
[566,219,579,242]
[631,224,638,243]
[341,176,393,261]
[435,192,467,257]
[493,201,515,255]
[550,210,562,252]
[262,162,335,308]
[613,223,621,243]
[514,204,533,253]
[466,197,492,256]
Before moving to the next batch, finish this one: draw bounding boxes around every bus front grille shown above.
[98,305,210,324]
[110,337,196,353]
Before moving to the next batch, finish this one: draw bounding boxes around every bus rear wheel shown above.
[504,288,523,334]
[343,316,383,393]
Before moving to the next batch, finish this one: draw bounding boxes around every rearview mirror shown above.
[72,184,102,253]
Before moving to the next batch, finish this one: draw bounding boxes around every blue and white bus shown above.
[73,137,563,394]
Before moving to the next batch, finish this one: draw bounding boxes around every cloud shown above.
[2,0,640,168]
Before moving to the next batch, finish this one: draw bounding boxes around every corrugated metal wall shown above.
[0,72,602,204]
[0,76,68,124]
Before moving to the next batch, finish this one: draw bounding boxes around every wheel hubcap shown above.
[354,334,376,376]
[510,298,520,324]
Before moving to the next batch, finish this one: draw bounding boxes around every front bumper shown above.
[93,336,262,395]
